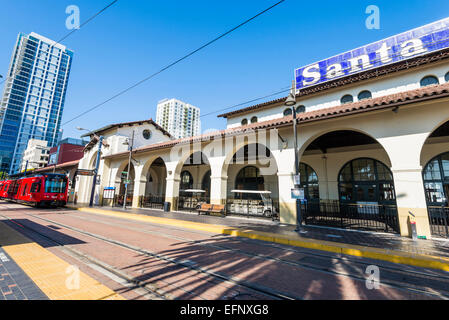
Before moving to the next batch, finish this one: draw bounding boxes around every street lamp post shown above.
[77,127,107,208]
[285,81,302,232]
[123,130,135,210]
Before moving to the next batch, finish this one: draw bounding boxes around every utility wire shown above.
[61,0,286,126]
[0,0,119,86]
[200,86,291,118]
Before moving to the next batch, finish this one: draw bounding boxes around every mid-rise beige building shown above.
[20,139,50,172]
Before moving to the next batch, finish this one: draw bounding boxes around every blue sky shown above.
[1,0,449,140]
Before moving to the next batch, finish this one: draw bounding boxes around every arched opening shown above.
[338,158,396,205]
[300,130,399,233]
[296,105,306,114]
[420,75,439,87]
[241,119,248,126]
[226,143,279,219]
[358,90,372,101]
[116,162,135,207]
[178,151,211,212]
[283,108,292,117]
[340,94,354,105]
[423,152,449,206]
[251,116,258,124]
[300,163,319,202]
[141,157,167,209]
[201,170,211,199]
[420,119,449,238]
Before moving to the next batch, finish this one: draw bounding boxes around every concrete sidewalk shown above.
[0,220,124,300]
[68,205,449,273]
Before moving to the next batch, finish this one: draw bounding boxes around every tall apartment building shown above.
[0,32,73,174]
[156,98,201,139]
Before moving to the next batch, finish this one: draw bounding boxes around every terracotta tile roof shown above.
[34,160,80,173]
[82,118,173,139]
[103,82,449,160]
[218,47,449,118]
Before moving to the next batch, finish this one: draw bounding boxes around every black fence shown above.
[140,195,165,210]
[428,206,449,238]
[303,200,400,234]
[225,199,279,220]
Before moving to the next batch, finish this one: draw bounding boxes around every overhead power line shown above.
[62,0,286,126]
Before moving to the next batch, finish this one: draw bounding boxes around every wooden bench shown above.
[198,204,225,217]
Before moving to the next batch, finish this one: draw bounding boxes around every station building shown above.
[74,20,449,240]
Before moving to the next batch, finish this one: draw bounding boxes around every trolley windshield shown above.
[44,175,67,193]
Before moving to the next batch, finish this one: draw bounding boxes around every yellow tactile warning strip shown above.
[0,221,124,300]
[75,207,449,273]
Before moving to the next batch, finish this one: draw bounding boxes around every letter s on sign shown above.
[302,64,321,87]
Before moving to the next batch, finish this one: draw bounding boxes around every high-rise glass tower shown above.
[0,32,73,174]
[156,98,201,139]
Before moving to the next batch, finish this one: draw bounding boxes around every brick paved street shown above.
[1,201,449,300]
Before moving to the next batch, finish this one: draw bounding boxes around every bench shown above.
[198,204,226,217]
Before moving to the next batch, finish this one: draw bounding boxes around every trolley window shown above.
[30,182,41,193]
[44,176,67,193]
[22,184,28,196]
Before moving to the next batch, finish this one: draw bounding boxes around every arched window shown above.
[300,163,319,201]
[338,158,396,204]
[283,108,292,117]
[251,116,258,124]
[180,171,193,191]
[358,90,372,101]
[235,166,264,192]
[423,152,449,206]
[420,76,439,87]
[445,72,449,83]
[296,105,306,114]
[241,119,248,126]
[341,94,354,105]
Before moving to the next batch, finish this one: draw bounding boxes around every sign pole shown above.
[89,136,104,207]
[123,130,134,210]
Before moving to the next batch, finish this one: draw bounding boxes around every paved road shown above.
[1,202,448,300]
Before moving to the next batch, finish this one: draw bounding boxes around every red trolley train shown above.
[0,173,68,208]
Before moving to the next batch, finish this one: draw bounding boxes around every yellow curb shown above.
[0,221,125,300]
[73,206,449,273]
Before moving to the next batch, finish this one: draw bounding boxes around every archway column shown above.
[164,161,181,211]
[379,134,431,238]
[132,164,145,208]
[209,157,227,205]
[273,148,296,225]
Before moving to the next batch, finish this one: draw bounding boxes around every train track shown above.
[46,210,449,300]
[2,204,449,300]
[0,211,298,300]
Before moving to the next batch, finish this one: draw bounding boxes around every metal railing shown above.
[303,200,400,234]
[225,198,279,220]
[428,206,449,238]
[140,195,165,210]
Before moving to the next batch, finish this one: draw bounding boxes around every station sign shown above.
[291,188,305,200]
[103,187,116,199]
[76,169,95,176]
[295,17,449,90]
